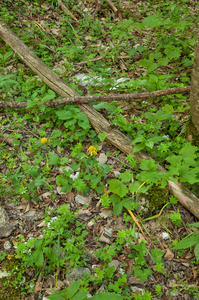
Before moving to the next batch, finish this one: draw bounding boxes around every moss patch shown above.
[0,257,27,300]
[136,185,168,218]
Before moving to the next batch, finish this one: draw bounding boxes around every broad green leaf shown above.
[129,181,142,193]
[47,289,67,300]
[140,159,157,172]
[77,112,90,129]
[118,171,133,183]
[158,57,169,66]
[108,179,128,198]
[194,243,199,261]
[144,112,156,123]
[134,268,152,282]
[34,248,44,268]
[117,115,127,126]
[34,176,46,187]
[133,144,145,153]
[72,290,88,300]
[131,136,145,144]
[43,247,59,263]
[145,141,154,149]
[122,198,138,210]
[56,110,77,120]
[49,154,61,165]
[67,280,81,299]
[162,104,174,114]
[110,194,121,203]
[174,235,199,250]
[113,202,123,215]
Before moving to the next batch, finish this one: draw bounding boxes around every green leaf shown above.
[77,112,90,129]
[174,235,199,250]
[144,112,156,123]
[158,57,169,66]
[108,179,128,198]
[56,109,78,120]
[117,115,127,126]
[122,198,138,210]
[133,144,145,153]
[113,202,123,215]
[34,248,44,268]
[43,247,59,263]
[131,136,145,144]
[72,290,88,300]
[67,280,81,299]
[140,159,157,172]
[34,176,46,187]
[162,104,174,114]
[194,243,199,261]
[47,289,67,300]
[49,154,61,165]
[110,194,121,203]
[134,268,152,282]
[145,141,154,149]
[129,181,142,193]
[118,171,133,183]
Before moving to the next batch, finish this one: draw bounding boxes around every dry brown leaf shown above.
[164,248,174,261]
[66,191,75,202]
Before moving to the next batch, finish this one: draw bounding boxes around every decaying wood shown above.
[0,86,190,108]
[0,21,199,218]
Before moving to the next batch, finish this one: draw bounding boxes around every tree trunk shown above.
[190,29,199,130]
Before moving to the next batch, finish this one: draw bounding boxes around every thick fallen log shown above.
[0,21,198,218]
[0,86,190,108]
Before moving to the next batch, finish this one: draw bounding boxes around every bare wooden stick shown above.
[0,86,190,108]
[106,0,118,13]
[0,21,199,218]
[57,0,78,21]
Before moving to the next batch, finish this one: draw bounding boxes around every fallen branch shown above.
[0,86,190,108]
[0,21,199,219]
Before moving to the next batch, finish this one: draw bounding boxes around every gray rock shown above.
[65,267,91,284]
[3,241,11,250]
[0,207,13,238]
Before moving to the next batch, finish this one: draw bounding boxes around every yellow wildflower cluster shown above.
[41,138,50,144]
[8,254,18,260]
[87,146,97,156]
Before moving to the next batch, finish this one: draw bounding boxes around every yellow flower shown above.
[8,255,14,260]
[41,138,50,144]
[87,146,97,156]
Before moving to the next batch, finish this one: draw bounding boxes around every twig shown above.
[57,0,78,21]
[106,0,118,13]
[76,55,105,65]
[0,86,190,108]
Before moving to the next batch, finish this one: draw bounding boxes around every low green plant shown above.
[174,222,199,261]
[47,279,124,300]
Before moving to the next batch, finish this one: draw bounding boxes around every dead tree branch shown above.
[0,87,190,108]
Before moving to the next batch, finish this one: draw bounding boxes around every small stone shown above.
[0,207,13,238]
[3,241,12,250]
[97,153,107,165]
[113,171,121,178]
[23,210,36,218]
[75,195,92,206]
[161,232,170,240]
